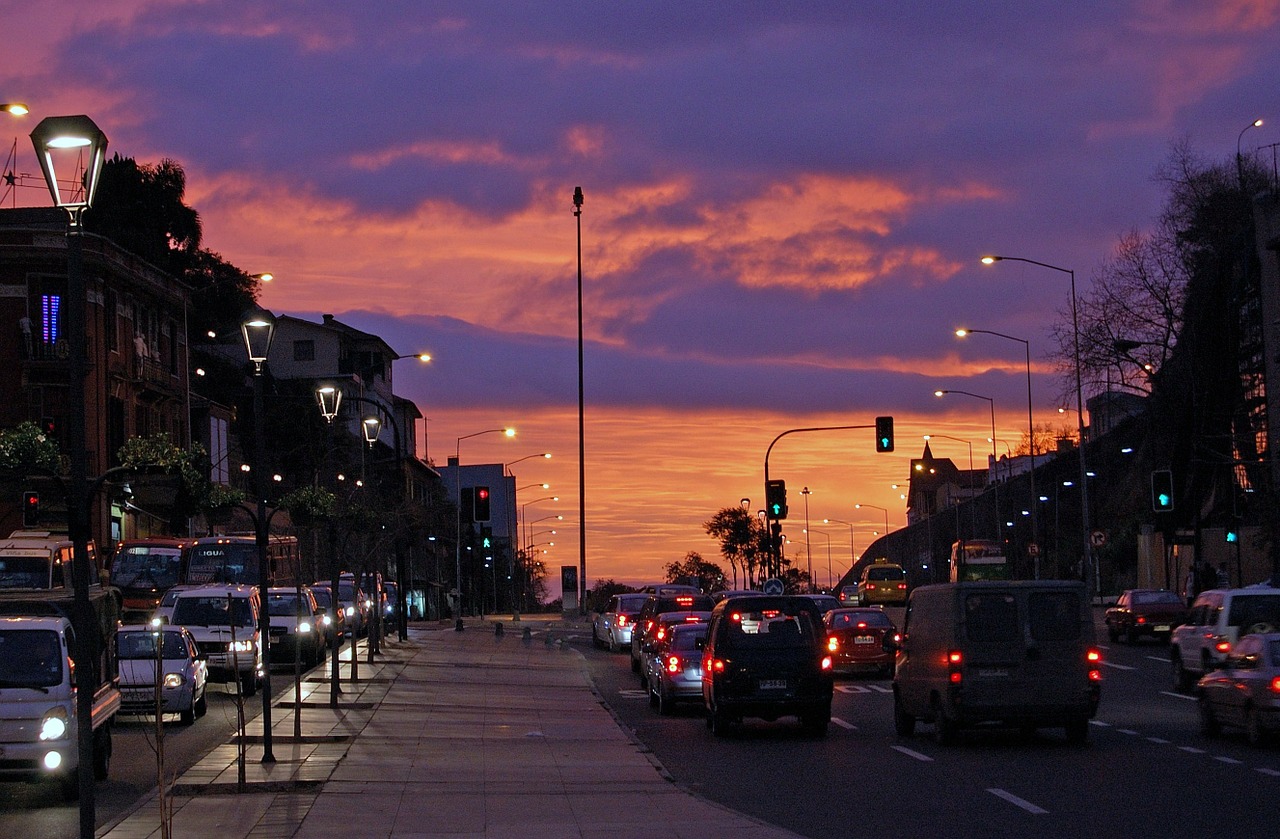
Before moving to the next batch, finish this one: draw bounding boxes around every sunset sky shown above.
[4,2,1278,593]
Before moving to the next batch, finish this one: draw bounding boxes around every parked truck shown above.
[0,530,121,800]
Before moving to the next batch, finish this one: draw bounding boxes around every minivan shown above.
[1171,586,1280,690]
[892,580,1101,744]
[169,584,263,696]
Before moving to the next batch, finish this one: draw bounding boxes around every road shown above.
[580,607,1280,839]
[0,648,344,839]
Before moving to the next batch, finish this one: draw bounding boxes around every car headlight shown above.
[344,606,355,617]
[298,621,312,634]
[163,672,186,689]
[40,707,69,741]
[321,615,332,626]
[229,639,255,653]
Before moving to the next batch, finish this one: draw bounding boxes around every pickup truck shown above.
[0,530,121,800]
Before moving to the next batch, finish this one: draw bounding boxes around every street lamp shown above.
[822,518,857,575]
[2,102,30,116]
[982,255,1090,590]
[30,113,108,839]
[506,452,551,475]
[855,503,891,564]
[1238,117,1264,187]
[573,185,587,615]
[955,325,1038,574]
[936,388,1000,541]
[800,487,813,591]
[454,428,515,631]
[924,433,977,539]
[804,528,834,590]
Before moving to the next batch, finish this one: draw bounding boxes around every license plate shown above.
[1154,625,1170,632]
[854,635,875,645]
[759,679,787,690]
[977,668,1009,678]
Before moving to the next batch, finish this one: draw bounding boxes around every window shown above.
[1028,592,1081,641]
[964,593,1020,642]
[293,339,315,362]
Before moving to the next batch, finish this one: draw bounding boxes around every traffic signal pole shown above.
[763,421,889,581]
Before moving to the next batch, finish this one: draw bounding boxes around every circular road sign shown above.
[763,577,784,595]
[1090,529,1108,548]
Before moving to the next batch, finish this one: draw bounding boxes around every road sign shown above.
[1027,542,1040,557]
[1090,529,1107,548]
[763,577,784,595]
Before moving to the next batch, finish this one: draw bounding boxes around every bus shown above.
[950,539,1009,582]
[181,535,300,588]
[109,537,189,621]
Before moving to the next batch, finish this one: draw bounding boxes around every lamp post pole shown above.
[823,518,857,579]
[805,528,833,589]
[924,433,976,540]
[956,327,1038,576]
[31,114,108,839]
[800,487,812,592]
[573,186,587,615]
[1238,118,1264,188]
[935,389,1000,543]
[982,255,1091,591]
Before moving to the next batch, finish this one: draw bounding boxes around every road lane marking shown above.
[1256,768,1280,777]
[870,684,893,693]
[1147,737,1170,744]
[1103,661,1135,671]
[1147,655,1170,663]
[987,789,1047,814]
[618,689,648,699]
[891,745,934,762]
[1117,729,1140,735]
[1161,691,1196,701]
[1089,720,1111,727]
[1215,756,1243,765]
[831,717,857,730]
[835,685,870,694]
[1179,746,1206,754]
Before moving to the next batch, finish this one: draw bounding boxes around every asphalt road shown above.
[580,608,1280,839]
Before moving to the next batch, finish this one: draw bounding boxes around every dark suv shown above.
[630,592,715,673]
[700,595,834,736]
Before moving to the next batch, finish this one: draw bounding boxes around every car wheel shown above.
[1064,716,1089,745]
[893,690,916,737]
[1126,628,1140,645]
[591,626,602,649]
[58,772,79,802]
[933,699,958,746]
[630,651,640,673]
[802,706,831,737]
[1107,621,1119,642]
[608,634,619,654]
[1246,705,1267,747]
[180,696,196,726]
[1198,695,1221,737]
[1172,651,1195,692]
[709,704,733,738]
[195,689,208,718]
[241,672,258,697]
[92,725,111,780]
[657,686,674,716]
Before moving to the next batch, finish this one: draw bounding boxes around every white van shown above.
[169,584,262,696]
[1171,586,1280,690]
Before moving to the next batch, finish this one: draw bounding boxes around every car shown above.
[266,587,328,667]
[892,581,1101,745]
[1171,586,1280,691]
[308,584,347,646]
[639,610,712,687]
[700,595,834,736]
[115,624,208,725]
[839,585,860,606]
[858,562,908,606]
[804,594,841,617]
[1197,632,1280,745]
[153,584,198,625]
[592,592,648,652]
[169,584,263,696]
[630,592,715,673]
[823,607,897,677]
[645,622,710,715]
[1105,588,1187,643]
[712,589,759,603]
[314,576,370,637]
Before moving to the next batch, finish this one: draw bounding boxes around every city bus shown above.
[109,537,190,621]
[181,534,300,587]
[949,539,1009,582]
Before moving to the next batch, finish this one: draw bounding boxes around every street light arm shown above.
[981,255,1072,277]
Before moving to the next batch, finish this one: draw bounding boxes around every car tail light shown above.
[821,655,833,671]
[1270,676,1280,694]
[684,615,702,622]
[1087,648,1102,682]
[866,583,877,591]
[856,621,868,629]
[730,612,742,622]
[947,649,962,684]
[897,583,907,590]
[762,609,780,618]
[1214,636,1231,654]
[666,655,682,674]
[1136,615,1146,625]
[676,596,694,606]
[616,615,628,627]
[707,657,726,673]
[827,635,839,652]
[655,627,667,641]
[645,620,655,632]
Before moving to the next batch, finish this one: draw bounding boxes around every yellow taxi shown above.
[857,560,908,606]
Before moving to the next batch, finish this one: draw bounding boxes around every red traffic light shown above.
[22,491,39,527]
[473,485,492,522]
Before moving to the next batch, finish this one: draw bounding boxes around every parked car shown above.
[266,587,327,667]
[1197,632,1280,745]
[1105,589,1187,643]
[308,584,347,645]
[592,593,649,652]
[116,624,208,725]
[630,592,715,673]
[892,580,1101,745]
[645,621,710,715]
[823,607,897,677]
[700,595,834,736]
[858,562,908,606]
[313,577,370,638]
[169,584,263,696]
[1171,586,1280,690]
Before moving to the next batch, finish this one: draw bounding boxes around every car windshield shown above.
[311,588,334,608]
[117,630,189,660]
[171,595,254,628]
[1132,590,1182,606]
[670,627,708,651]
[830,611,892,629]
[111,547,182,589]
[726,610,818,648]
[617,595,648,612]
[866,566,905,581]
[267,593,306,616]
[0,629,62,687]
[0,556,51,589]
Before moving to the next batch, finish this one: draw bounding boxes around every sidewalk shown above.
[99,616,806,839]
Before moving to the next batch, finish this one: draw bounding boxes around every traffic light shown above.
[480,526,493,567]
[875,416,895,452]
[473,485,491,522]
[21,491,38,527]
[765,479,788,519]
[1151,469,1174,512]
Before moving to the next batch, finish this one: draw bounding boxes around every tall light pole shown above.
[573,186,587,614]
[805,528,833,590]
[956,326,1038,576]
[454,428,514,630]
[923,433,977,540]
[800,487,813,592]
[241,310,277,763]
[823,518,857,576]
[936,388,1001,542]
[982,255,1091,591]
[1237,117,1264,187]
[31,113,107,839]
